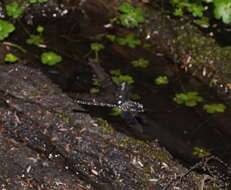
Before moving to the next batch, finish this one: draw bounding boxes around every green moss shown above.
[117,136,171,162]
[95,117,114,134]
[115,136,173,189]
[173,23,231,84]
[56,113,70,124]
[175,28,218,66]
[95,115,171,163]
[95,116,177,188]
[154,152,169,161]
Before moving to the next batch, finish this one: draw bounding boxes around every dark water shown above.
[6,2,231,170]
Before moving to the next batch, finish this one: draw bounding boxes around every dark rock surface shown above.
[0,59,207,189]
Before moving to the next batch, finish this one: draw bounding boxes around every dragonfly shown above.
[74,81,145,133]
[74,82,144,113]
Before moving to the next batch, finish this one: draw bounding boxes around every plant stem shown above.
[2,41,27,53]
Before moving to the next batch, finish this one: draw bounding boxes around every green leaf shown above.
[4,53,19,63]
[36,25,44,33]
[26,34,44,46]
[203,103,226,113]
[117,34,141,48]
[0,19,15,40]
[154,76,169,85]
[131,58,149,68]
[6,1,24,19]
[118,2,135,14]
[214,0,231,24]
[41,51,62,66]
[111,74,134,86]
[118,2,146,28]
[90,43,104,52]
[173,8,184,16]
[187,3,204,17]
[174,92,203,107]
[105,34,116,42]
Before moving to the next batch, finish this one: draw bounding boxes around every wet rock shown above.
[0,60,204,189]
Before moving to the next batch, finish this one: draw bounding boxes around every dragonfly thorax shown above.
[118,100,144,113]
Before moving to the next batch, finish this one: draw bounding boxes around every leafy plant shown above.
[193,146,211,158]
[171,0,231,26]
[5,1,24,19]
[214,0,231,24]
[171,0,204,17]
[112,75,134,86]
[188,3,204,17]
[131,58,149,68]
[41,51,62,66]
[91,42,104,52]
[117,34,141,48]
[4,53,19,63]
[203,103,226,113]
[110,69,134,86]
[171,0,208,27]
[117,2,146,28]
[174,91,203,107]
[154,76,169,85]
[90,42,104,62]
[26,25,45,47]
[26,34,44,46]
[0,19,15,40]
